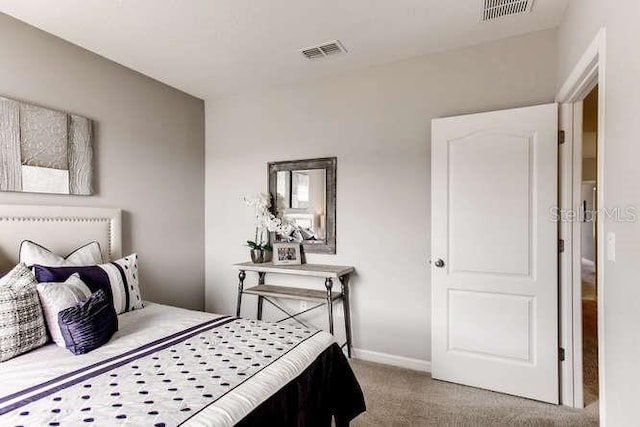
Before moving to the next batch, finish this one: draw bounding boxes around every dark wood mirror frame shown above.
[268,157,336,254]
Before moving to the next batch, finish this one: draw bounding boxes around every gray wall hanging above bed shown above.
[0,96,93,195]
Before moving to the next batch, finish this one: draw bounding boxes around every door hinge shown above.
[559,347,566,362]
[559,239,565,253]
[558,130,565,145]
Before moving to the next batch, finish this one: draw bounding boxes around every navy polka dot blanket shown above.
[0,303,338,426]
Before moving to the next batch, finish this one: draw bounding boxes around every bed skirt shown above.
[237,343,366,426]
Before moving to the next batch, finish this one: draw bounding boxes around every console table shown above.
[233,262,355,357]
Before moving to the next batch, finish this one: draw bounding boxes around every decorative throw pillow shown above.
[36,273,93,347]
[58,289,118,355]
[20,240,103,267]
[0,264,48,362]
[33,254,143,315]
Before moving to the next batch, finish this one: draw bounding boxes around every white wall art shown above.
[0,96,93,195]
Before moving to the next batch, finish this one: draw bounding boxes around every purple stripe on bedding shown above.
[0,316,237,415]
[0,315,231,406]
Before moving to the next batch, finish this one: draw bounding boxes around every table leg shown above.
[340,274,352,358]
[257,296,264,320]
[256,272,266,320]
[325,278,334,334]
[340,275,353,358]
[236,270,246,317]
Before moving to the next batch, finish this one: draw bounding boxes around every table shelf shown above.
[234,262,354,278]
[243,284,341,302]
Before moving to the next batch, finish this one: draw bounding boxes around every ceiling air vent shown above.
[301,40,347,60]
[482,0,534,21]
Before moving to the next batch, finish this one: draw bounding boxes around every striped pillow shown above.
[33,254,143,315]
[58,289,118,355]
[0,264,48,362]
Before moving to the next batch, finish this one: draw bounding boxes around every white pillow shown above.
[20,241,103,267]
[36,273,92,346]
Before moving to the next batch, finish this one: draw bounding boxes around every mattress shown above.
[0,303,364,426]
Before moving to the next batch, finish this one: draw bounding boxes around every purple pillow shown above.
[33,254,143,315]
[34,265,113,301]
[58,289,118,355]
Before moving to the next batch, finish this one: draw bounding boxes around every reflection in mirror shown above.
[275,169,326,242]
[268,157,336,254]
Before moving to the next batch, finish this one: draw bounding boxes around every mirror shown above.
[268,157,336,254]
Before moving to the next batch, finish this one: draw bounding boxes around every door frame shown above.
[556,27,606,420]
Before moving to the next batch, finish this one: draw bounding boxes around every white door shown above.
[431,103,559,403]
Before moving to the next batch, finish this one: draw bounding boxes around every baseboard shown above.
[352,348,431,372]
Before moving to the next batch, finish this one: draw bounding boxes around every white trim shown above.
[556,29,603,103]
[556,27,606,424]
[352,348,431,372]
[557,102,575,406]
[571,101,585,408]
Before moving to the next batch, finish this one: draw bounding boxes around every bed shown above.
[0,205,365,426]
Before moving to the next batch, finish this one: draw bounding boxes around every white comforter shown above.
[0,303,334,426]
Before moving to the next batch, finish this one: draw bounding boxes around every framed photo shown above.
[273,243,302,265]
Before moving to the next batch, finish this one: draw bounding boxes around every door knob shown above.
[434,259,445,268]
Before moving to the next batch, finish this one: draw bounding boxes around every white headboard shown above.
[0,205,122,271]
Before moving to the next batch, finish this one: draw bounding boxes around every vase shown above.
[250,249,264,264]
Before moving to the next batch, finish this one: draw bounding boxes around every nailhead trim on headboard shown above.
[0,216,114,260]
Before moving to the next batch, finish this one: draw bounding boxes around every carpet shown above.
[349,359,599,426]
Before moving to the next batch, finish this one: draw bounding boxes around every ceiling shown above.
[0,0,570,99]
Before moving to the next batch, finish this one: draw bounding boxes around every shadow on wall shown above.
[121,210,132,257]
[0,250,12,272]
[92,121,101,195]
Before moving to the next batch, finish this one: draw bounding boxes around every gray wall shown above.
[205,29,558,363]
[0,14,206,310]
[559,0,640,423]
